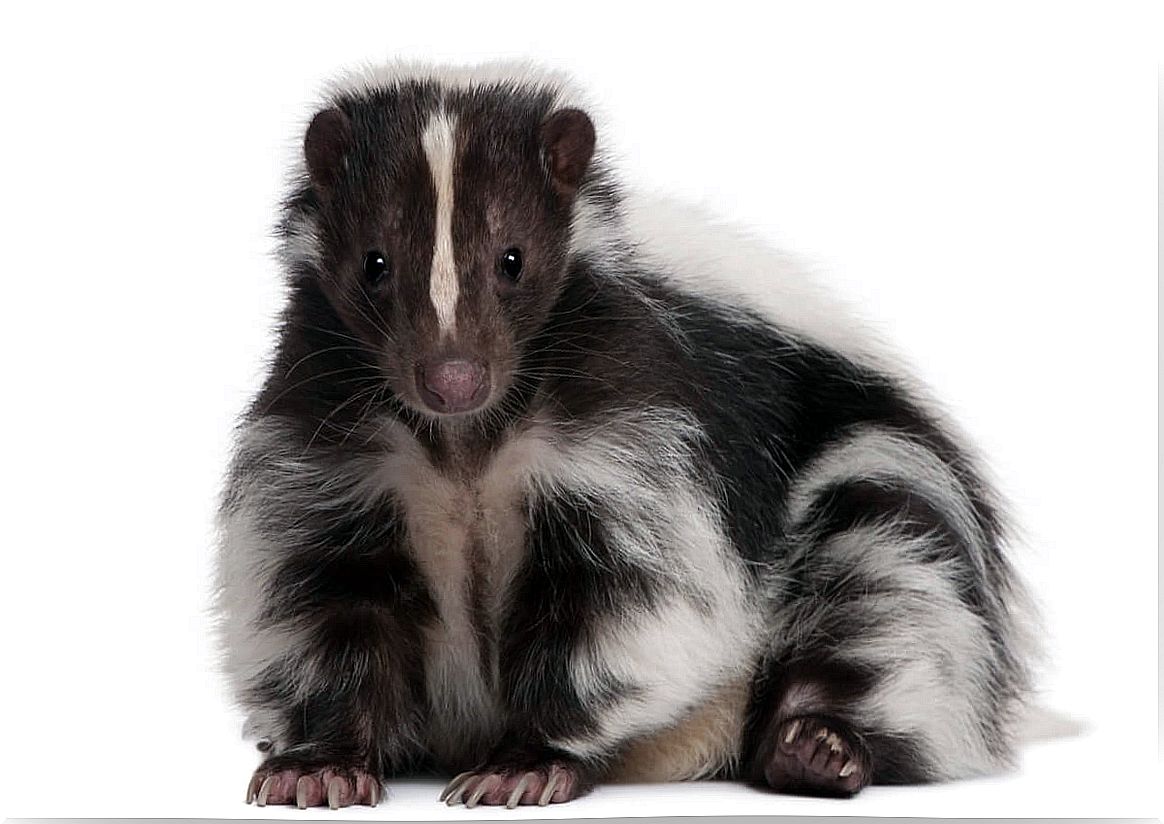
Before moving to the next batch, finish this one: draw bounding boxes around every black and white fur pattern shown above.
[215,60,1034,808]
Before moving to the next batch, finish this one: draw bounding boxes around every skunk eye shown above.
[499,248,523,282]
[362,250,390,283]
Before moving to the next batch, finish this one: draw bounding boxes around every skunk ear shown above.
[540,108,595,195]
[304,108,353,191]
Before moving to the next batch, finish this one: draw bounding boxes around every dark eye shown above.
[362,250,390,284]
[499,248,523,282]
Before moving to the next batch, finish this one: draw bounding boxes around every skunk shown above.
[215,61,1034,809]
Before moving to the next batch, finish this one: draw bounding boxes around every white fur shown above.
[422,110,460,336]
[509,409,762,759]
[793,522,998,778]
[213,420,397,748]
[785,425,988,569]
[280,212,324,273]
[215,499,303,709]
[566,188,913,381]
[557,593,758,760]
[566,161,1012,550]
[322,58,590,115]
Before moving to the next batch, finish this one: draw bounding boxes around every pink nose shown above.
[416,359,489,414]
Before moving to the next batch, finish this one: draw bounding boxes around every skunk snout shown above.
[416,359,490,414]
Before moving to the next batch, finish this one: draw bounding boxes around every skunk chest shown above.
[378,425,543,764]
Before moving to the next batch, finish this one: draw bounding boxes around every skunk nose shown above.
[416,359,489,414]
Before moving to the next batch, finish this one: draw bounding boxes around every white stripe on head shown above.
[422,109,459,335]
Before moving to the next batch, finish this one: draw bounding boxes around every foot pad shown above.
[763,715,871,797]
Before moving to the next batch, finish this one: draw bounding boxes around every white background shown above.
[0,0,1158,819]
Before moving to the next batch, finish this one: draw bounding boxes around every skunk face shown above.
[298,83,595,419]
